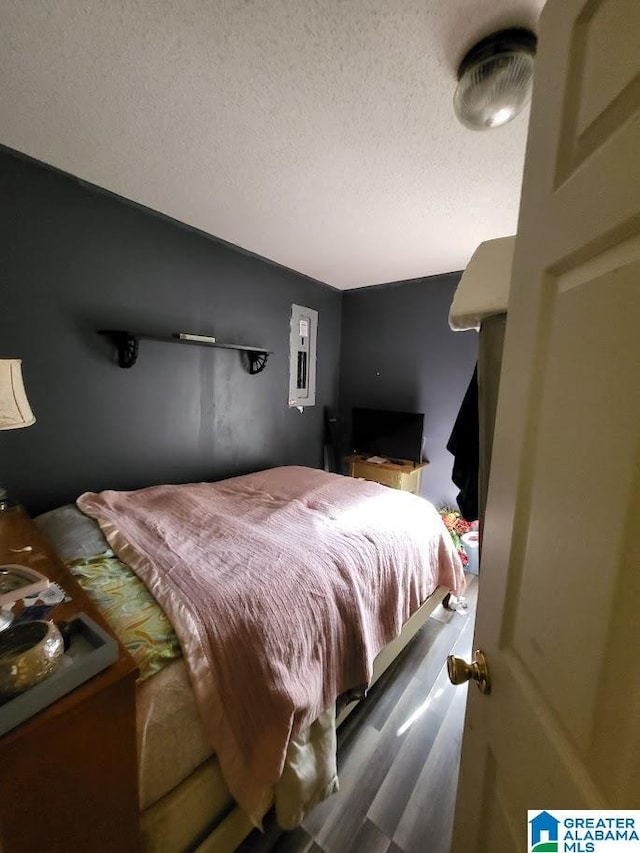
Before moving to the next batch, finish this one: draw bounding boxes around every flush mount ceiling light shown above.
[454,28,537,131]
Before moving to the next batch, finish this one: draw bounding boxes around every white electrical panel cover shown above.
[288,304,317,408]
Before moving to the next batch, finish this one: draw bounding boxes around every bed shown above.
[35,465,464,852]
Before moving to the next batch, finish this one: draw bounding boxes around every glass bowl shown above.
[0,620,64,699]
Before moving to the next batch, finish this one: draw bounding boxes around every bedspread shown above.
[77,466,463,824]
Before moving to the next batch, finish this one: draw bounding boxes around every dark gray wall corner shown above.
[339,275,477,508]
[0,150,342,514]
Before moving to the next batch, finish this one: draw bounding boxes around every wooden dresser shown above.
[0,508,140,853]
[346,455,429,495]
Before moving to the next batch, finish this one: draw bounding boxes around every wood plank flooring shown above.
[238,577,477,853]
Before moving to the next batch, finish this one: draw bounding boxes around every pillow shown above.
[34,504,109,562]
[68,552,182,682]
[35,504,182,681]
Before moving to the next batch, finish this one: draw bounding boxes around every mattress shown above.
[136,659,213,810]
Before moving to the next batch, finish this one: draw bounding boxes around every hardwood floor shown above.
[238,576,478,853]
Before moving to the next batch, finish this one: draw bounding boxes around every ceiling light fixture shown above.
[454,28,537,131]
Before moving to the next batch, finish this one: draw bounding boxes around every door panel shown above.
[577,0,639,135]
[557,0,640,184]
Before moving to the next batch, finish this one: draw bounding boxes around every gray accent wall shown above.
[0,148,477,516]
[339,274,478,508]
[0,150,341,515]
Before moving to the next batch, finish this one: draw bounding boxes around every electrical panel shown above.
[288,304,317,408]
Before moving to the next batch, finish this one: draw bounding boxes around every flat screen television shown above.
[351,408,424,464]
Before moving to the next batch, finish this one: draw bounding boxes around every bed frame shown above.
[141,586,449,853]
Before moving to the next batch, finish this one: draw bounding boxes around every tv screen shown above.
[352,408,424,464]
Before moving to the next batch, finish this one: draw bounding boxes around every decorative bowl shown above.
[0,620,64,699]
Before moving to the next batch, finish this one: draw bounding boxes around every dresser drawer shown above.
[356,463,404,489]
[347,457,426,494]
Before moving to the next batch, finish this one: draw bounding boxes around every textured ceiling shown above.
[0,0,546,289]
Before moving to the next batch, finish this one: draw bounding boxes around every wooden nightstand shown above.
[346,455,429,494]
[0,508,140,853]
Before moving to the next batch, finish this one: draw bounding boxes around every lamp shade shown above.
[0,359,36,430]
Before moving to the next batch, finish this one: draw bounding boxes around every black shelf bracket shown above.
[243,351,269,375]
[102,331,140,368]
[99,331,271,374]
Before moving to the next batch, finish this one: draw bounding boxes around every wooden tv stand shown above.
[346,455,429,495]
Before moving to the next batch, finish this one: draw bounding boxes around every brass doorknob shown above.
[447,650,491,694]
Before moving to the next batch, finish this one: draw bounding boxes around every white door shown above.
[451,0,640,849]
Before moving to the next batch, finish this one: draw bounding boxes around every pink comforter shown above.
[78,466,463,822]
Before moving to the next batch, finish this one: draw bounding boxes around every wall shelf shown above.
[99,330,271,374]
